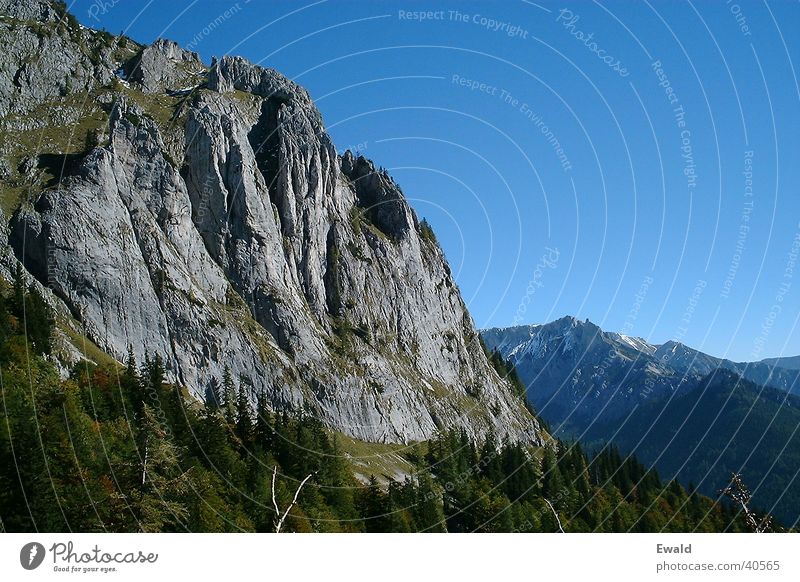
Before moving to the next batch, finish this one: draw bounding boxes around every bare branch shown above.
[719,473,773,533]
[544,498,565,533]
[141,442,148,486]
[270,465,280,520]
[271,467,316,533]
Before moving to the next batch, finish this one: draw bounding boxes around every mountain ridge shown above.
[483,317,800,403]
[0,1,543,445]
[482,318,800,525]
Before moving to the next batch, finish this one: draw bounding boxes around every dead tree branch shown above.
[544,498,565,533]
[720,473,773,533]
[271,466,315,533]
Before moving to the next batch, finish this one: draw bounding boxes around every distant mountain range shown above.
[482,316,800,435]
[482,317,800,526]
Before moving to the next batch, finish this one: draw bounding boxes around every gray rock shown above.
[3,17,544,446]
[482,317,683,436]
[0,156,11,179]
[0,0,63,23]
[124,38,205,94]
[0,4,119,120]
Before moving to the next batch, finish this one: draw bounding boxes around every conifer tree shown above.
[359,475,390,532]
[0,288,10,345]
[10,262,24,318]
[541,445,565,503]
[221,365,236,425]
[148,353,166,391]
[21,285,53,355]
[254,389,272,450]
[235,378,253,446]
[124,345,145,420]
[133,405,191,532]
[205,377,221,411]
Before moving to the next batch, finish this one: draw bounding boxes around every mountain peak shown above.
[0,15,543,446]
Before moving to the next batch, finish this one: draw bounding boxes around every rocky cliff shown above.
[0,1,543,445]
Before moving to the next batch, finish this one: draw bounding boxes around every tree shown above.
[720,473,774,533]
[271,466,315,533]
[205,378,222,412]
[254,390,272,450]
[413,469,446,532]
[479,432,503,483]
[123,345,145,421]
[235,379,253,446]
[541,446,565,503]
[25,286,53,355]
[147,353,166,393]
[132,405,191,532]
[221,366,236,425]
[358,475,390,532]
[0,286,10,346]
[10,262,24,318]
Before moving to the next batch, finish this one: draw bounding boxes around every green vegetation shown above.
[51,1,81,37]
[420,431,748,532]
[479,335,542,421]
[419,218,438,246]
[346,241,371,263]
[118,86,182,130]
[349,206,391,243]
[0,304,363,531]
[588,370,800,527]
[0,271,762,533]
[0,218,770,526]
[0,91,109,214]
[0,22,184,216]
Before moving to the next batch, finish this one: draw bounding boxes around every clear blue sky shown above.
[69,0,800,362]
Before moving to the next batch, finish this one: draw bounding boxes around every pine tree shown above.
[0,289,10,345]
[479,432,503,483]
[16,284,53,355]
[148,353,166,391]
[235,378,253,446]
[413,469,446,532]
[221,365,236,425]
[254,390,272,451]
[541,445,565,503]
[359,476,390,532]
[132,405,191,532]
[205,378,221,411]
[125,345,137,378]
[124,345,145,420]
[10,262,24,318]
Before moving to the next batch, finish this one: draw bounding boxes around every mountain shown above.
[655,341,800,396]
[481,316,691,436]
[761,355,800,371]
[483,319,800,525]
[0,1,543,445]
[584,370,800,526]
[483,318,800,437]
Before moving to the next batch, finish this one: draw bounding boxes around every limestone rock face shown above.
[2,7,544,445]
[0,0,62,24]
[0,3,119,119]
[124,39,205,94]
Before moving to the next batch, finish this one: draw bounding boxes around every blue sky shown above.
[70,0,800,362]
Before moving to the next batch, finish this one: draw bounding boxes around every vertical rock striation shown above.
[1,8,543,445]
